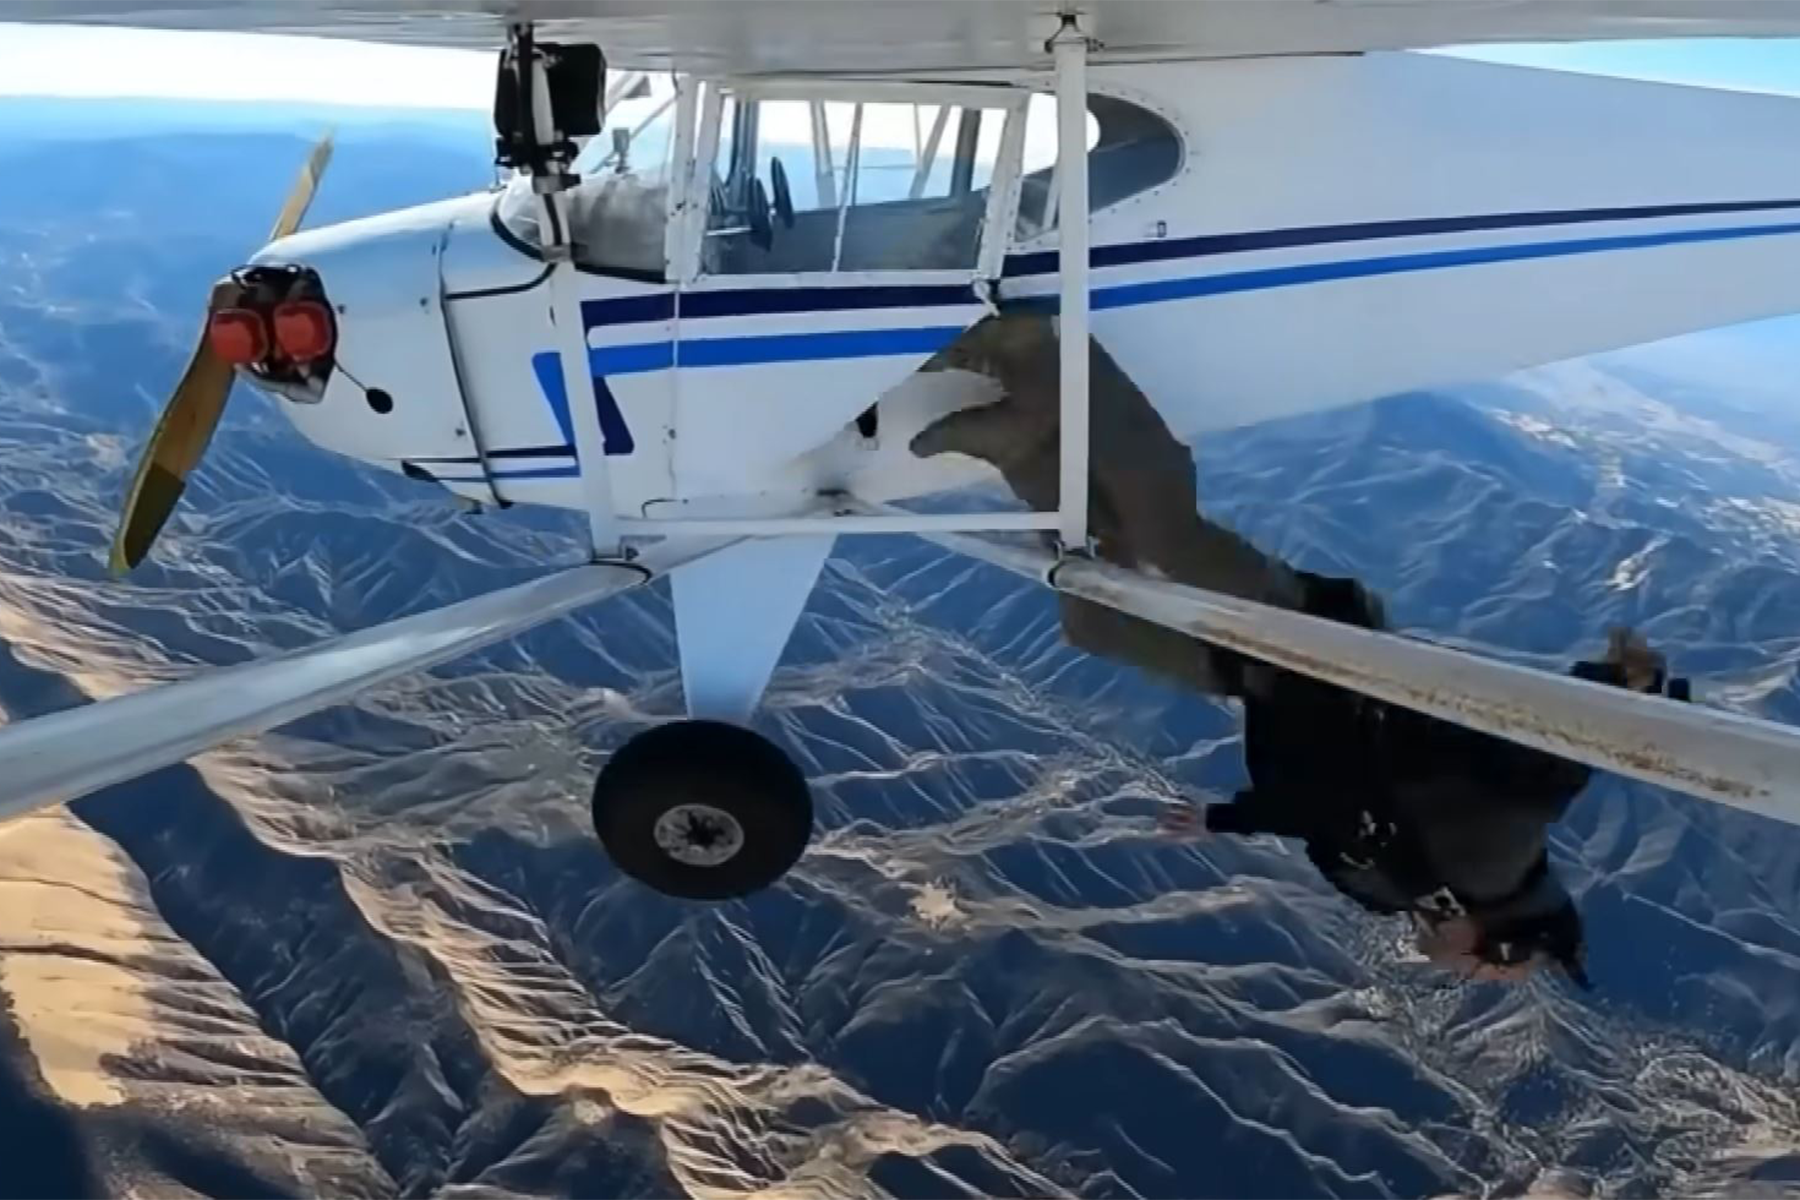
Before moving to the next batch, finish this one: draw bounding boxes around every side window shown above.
[572,72,678,185]
[1015,93,1181,241]
[492,73,682,278]
[703,95,1011,276]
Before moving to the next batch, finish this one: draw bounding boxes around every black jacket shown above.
[1205,665,1591,915]
[1202,572,1604,919]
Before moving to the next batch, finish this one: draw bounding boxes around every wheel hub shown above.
[653,803,746,868]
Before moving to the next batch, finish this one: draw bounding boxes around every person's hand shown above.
[1414,916,1544,983]
[912,314,1205,562]
[910,315,1064,512]
[1157,801,1208,841]
[1604,627,1666,693]
[1426,955,1542,984]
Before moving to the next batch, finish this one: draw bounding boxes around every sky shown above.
[5,22,1800,240]
[9,22,1800,110]
[0,23,494,109]
[1444,37,1800,95]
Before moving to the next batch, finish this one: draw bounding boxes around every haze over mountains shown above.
[3,97,1800,1198]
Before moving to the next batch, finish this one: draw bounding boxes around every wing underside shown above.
[0,542,726,822]
[6,0,1800,72]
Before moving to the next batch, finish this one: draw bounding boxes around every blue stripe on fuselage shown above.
[528,353,578,445]
[431,464,580,482]
[530,352,635,456]
[579,283,976,329]
[1001,196,1800,279]
[588,325,966,376]
[998,218,1800,314]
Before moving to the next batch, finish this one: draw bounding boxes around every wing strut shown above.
[897,514,1800,826]
[0,539,724,822]
[1051,14,1093,552]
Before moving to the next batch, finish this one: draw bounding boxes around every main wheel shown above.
[592,720,812,901]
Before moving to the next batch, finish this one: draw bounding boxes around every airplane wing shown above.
[914,519,1800,828]
[6,0,1800,72]
[0,540,724,822]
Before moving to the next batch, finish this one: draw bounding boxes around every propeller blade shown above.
[108,284,236,575]
[109,136,335,575]
[268,131,334,242]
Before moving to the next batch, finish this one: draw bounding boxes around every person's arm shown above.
[1571,628,1688,697]
[912,313,1308,608]
[1200,789,1321,839]
[1158,788,1322,841]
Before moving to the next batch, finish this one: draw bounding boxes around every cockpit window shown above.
[1015,93,1182,241]
[495,80,1181,279]
[495,73,678,279]
[572,73,677,184]
[693,87,1182,276]
[701,94,1013,276]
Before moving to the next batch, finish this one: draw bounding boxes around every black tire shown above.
[592,720,812,901]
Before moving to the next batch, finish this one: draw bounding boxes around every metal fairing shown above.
[440,208,678,509]
[254,194,500,505]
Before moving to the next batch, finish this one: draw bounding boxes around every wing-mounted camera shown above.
[493,23,605,190]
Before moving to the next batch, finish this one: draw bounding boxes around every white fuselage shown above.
[253,52,1800,522]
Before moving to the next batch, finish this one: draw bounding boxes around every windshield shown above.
[496,73,679,279]
[701,93,1014,276]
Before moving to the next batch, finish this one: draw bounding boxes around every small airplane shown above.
[6,1,1800,902]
